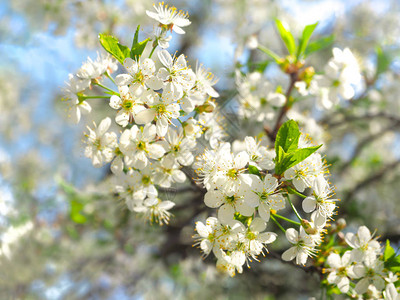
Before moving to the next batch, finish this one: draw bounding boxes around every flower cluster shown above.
[63,2,220,224]
[194,131,337,275]
[324,225,399,299]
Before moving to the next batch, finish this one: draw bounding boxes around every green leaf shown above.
[275,19,296,55]
[275,144,322,175]
[70,200,87,224]
[132,25,140,47]
[257,45,281,63]
[376,46,391,75]
[384,240,395,261]
[304,34,335,56]
[130,38,150,59]
[275,120,300,154]
[248,165,261,177]
[286,145,322,167]
[129,25,151,59]
[297,22,318,59]
[99,33,130,64]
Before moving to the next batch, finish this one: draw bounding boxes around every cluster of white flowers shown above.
[325,226,399,299]
[63,52,118,124]
[63,3,221,225]
[235,71,286,122]
[194,133,337,275]
[310,47,362,110]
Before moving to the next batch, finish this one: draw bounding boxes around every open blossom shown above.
[204,189,254,224]
[115,57,163,92]
[63,74,91,124]
[284,153,325,192]
[194,217,223,258]
[312,47,361,109]
[119,124,165,170]
[345,225,381,262]
[84,117,117,167]
[244,136,275,170]
[239,218,277,259]
[213,150,252,196]
[153,156,186,188]
[114,171,147,209]
[109,86,146,127]
[193,62,219,98]
[157,50,196,98]
[153,27,172,49]
[326,251,354,293]
[133,195,175,225]
[281,227,316,265]
[146,2,191,34]
[302,175,337,226]
[134,88,180,137]
[242,174,285,221]
[352,256,385,295]
[161,128,196,166]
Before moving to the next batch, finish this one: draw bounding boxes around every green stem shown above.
[82,95,110,99]
[105,72,116,85]
[94,82,118,95]
[272,213,301,226]
[285,194,303,222]
[177,118,186,136]
[286,186,307,198]
[270,214,286,233]
[149,45,157,59]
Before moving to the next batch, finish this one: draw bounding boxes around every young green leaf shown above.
[132,25,140,48]
[257,45,281,63]
[130,38,151,60]
[275,120,300,154]
[376,46,391,76]
[248,165,261,177]
[99,33,130,64]
[275,19,296,55]
[304,34,335,56]
[130,25,151,59]
[275,144,322,175]
[384,239,395,262]
[297,22,318,59]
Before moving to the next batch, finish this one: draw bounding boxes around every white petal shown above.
[302,197,316,213]
[115,74,133,86]
[135,109,156,124]
[158,50,173,68]
[109,95,122,109]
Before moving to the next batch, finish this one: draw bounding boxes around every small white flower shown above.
[281,227,316,265]
[242,174,285,221]
[194,217,223,257]
[153,156,186,188]
[84,117,117,168]
[284,153,325,192]
[115,57,163,91]
[63,74,91,124]
[119,124,165,170]
[302,175,337,226]
[345,226,381,262]
[146,3,191,34]
[157,50,196,98]
[134,88,181,137]
[213,150,252,196]
[133,195,175,225]
[109,86,146,127]
[244,136,275,170]
[204,189,254,224]
[326,251,354,293]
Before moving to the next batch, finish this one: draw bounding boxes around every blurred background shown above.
[1,0,400,299]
